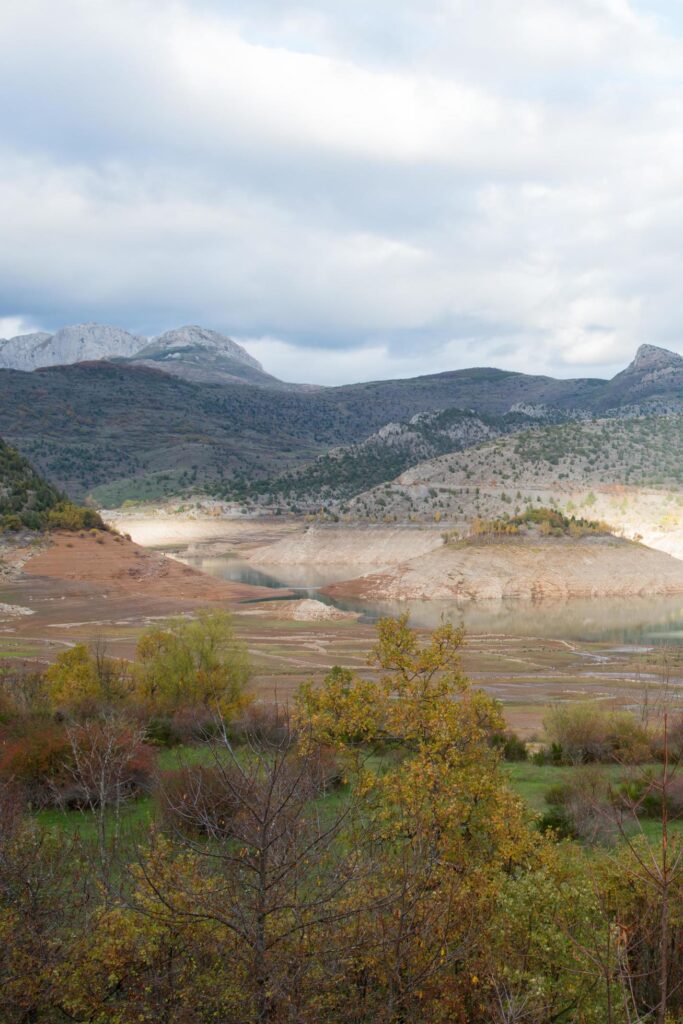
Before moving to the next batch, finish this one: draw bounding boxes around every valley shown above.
[3,514,683,738]
[4,333,683,742]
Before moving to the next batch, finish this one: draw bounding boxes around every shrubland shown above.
[1,613,683,1021]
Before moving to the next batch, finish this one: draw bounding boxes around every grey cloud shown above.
[2,1,683,383]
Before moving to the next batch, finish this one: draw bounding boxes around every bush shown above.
[1,514,23,532]
[491,730,528,762]
[158,763,252,837]
[542,767,620,845]
[0,726,73,809]
[231,702,292,748]
[538,806,575,839]
[295,745,343,795]
[46,504,105,531]
[145,715,182,747]
[135,610,251,718]
[618,769,683,819]
[0,720,154,810]
[44,642,131,714]
[544,704,651,764]
[57,722,155,810]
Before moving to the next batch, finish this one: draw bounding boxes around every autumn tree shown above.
[44,639,131,713]
[135,609,250,718]
[130,718,378,1023]
[0,785,89,1023]
[297,615,536,1022]
[64,717,154,885]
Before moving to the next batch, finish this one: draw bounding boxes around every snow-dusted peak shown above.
[145,325,263,370]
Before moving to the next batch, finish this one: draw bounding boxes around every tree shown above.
[133,719,377,1023]
[44,640,130,712]
[135,609,250,717]
[64,717,154,885]
[298,615,536,1022]
[0,787,89,1023]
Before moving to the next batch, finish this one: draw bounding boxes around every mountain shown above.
[126,325,283,386]
[343,413,683,518]
[233,408,542,508]
[592,343,683,413]
[0,323,145,371]
[0,341,682,507]
[0,362,332,505]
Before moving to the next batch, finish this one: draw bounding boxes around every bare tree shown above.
[63,716,151,886]
[137,716,390,1023]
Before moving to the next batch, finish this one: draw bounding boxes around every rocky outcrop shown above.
[145,325,263,370]
[0,321,282,387]
[0,323,144,370]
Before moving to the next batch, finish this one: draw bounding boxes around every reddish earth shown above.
[22,530,283,603]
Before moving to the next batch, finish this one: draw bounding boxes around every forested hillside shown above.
[225,408,540,508]
[0,437,102,531]
[343,414,683,523]
[1,343,682,506]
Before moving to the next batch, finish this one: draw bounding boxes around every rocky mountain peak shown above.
[627,343,683,373]
[147,325,263,371]
[0,323,145,372]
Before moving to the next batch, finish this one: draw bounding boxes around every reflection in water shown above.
[180,555,683,645]
[177,556,377,592]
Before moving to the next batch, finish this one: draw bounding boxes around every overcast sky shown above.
[2,1,683,384]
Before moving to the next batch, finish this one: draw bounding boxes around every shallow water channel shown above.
[177,553,683,647]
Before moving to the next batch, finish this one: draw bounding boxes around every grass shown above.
[506,761,683,841]
[0,644,48,658]
[33,746,683,848]
[507,762,623,813]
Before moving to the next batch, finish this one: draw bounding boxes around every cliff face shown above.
[0,323,144,370]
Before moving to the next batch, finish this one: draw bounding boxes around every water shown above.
[177,554,683,645]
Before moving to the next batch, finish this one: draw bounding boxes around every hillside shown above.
[0,361,593,505]
[0,437,102,532]
[229,408,542,507]
[348,415,683,514]
[336,415,683,557]
[1,342,683,506]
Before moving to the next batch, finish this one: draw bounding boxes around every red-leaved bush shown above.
[0,721,155,810]
[0,726,73,808]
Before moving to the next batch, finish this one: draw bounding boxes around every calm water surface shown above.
[177,554,683,646]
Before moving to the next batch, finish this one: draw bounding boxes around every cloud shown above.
[0,316,42,341]
[2,0,683,382]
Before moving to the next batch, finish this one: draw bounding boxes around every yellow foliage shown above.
[135,608,251,717]
[44,644,129,710]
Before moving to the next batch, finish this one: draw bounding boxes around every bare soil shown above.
[22,530,283,603]
[324,534,683,603]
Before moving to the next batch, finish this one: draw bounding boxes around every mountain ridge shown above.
[0,321,269,383]
[0,340,682,505]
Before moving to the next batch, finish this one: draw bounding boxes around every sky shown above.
[2,0,683,385]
